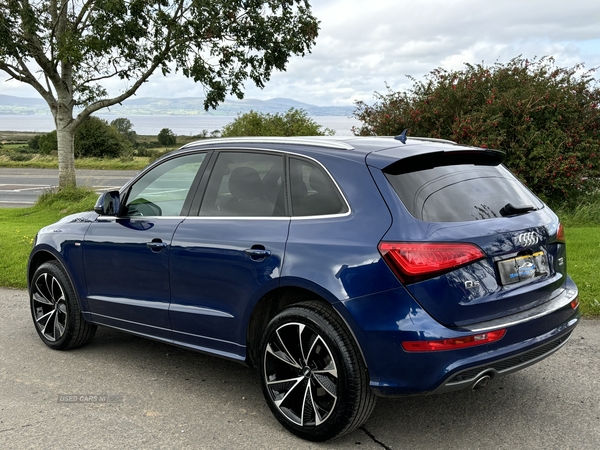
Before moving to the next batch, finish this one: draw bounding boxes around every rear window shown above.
[385,164,544,222]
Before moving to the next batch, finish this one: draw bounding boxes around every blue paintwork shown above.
[169,217,289,359]
[28,137,580,396]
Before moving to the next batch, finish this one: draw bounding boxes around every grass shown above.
[0,188,598,317]
[0,188,98,288]
[564,227,600,317]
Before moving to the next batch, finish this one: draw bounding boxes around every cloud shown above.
[1,0,599,107]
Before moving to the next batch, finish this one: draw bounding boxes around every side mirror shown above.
[94,191,121,216]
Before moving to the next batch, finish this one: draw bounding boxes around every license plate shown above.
[497,251,549,285]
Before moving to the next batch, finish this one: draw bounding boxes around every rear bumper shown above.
[337,277,580,397]
[430,323,575,395]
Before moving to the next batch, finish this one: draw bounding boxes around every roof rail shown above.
[181,136,355,151]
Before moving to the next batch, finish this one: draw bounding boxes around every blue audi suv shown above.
[28,136,580,441]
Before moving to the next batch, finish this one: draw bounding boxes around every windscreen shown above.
[385,164,544,222]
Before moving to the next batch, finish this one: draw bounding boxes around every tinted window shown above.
[199,152,284,217]
[124,153,206,216]
[385,164,544,222]
[290,158,348,216]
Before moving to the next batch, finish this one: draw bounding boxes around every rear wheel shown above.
[30,261,96,350]
[259,302,376,441]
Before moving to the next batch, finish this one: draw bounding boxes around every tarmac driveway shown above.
[1,287,599,449]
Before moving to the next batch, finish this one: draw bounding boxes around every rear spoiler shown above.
[381,149,506,175]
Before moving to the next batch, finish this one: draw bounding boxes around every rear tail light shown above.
[378,242,485,284]
[571,296,579,309]
[402,329,507,352]
[556,223,565,243]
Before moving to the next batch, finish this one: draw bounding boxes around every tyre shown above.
[259,301,376,441]
[30,261,97,350]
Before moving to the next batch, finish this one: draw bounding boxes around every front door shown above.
[83,152,208,339]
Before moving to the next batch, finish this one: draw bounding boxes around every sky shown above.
[1,0,599,107]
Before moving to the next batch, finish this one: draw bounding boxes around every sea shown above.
[0,114,362,136]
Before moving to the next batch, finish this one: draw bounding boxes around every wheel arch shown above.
[28,247,90,317]
[245,285,368,371]
[28,248,63,289]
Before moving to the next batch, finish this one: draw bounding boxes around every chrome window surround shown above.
[115,146,352,220]
[181,136,355,151]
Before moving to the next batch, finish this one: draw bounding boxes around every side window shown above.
[199,152,284,217]
[290,158,348,216]
[124,153,206,217]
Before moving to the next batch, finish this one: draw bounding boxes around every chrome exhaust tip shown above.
[472,374,492,390]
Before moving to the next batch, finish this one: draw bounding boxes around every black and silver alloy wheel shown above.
[32,272,68,342]
[29,261,96,350]
[259,302,376,441]
[264,322,338,427]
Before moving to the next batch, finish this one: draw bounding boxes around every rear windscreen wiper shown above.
[500,203,536,217]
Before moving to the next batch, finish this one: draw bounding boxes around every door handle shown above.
[244,248,272,259]
[146,240,168,251]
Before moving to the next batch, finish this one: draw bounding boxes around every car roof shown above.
[164,136,504,170]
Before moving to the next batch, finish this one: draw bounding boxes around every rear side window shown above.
[290,158,348,216]
[385,164,544,222]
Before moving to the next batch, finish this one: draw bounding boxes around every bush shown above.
[353,57,600,205]
[157,128,177,146]
[35,117,128,158]
[38,130,58,155]
[75,116,127,158]
[221,108,334,137]
[28,135,41,150]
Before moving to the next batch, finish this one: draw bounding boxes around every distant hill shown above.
[0,94,355,117]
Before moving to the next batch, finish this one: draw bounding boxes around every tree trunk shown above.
[54,92,76,189]
[56,125,76,189]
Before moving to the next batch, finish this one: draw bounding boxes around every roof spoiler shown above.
[383,149,506,175]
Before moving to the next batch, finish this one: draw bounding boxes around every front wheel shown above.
[30,261,96,350]
[259,302,376,441]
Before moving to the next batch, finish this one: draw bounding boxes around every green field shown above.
[0,130,204,170]
[0,189,597,317]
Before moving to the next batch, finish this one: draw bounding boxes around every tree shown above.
[222,108,334,137]
[110,117,137,144]
[353,57,600,204]
[157,127,177,146]
[0,1,319,188]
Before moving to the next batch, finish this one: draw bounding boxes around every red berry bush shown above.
[353,57,600,205]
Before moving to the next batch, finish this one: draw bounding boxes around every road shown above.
[0,168,139,207]
[0,287,598,449]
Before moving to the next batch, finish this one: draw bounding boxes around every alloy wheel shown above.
[263,322,338,427]
[32,272,68,342]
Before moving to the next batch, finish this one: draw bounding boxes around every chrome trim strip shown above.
[107,148,353,221]
[185,216,290,221]
[88,296,170,310]
[169,303,234,318]
[459,288,578,333]
[181,136,355,150]
[90,312,244,347]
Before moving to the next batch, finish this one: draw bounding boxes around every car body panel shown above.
[169,217,289,359]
